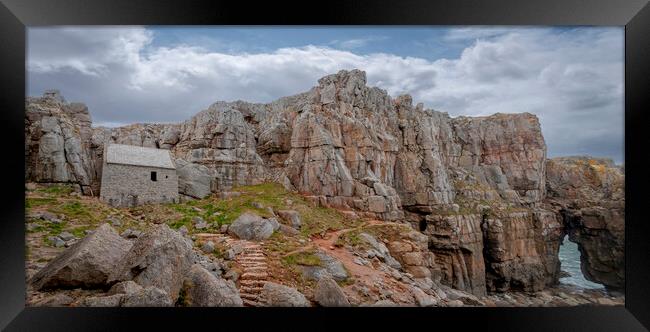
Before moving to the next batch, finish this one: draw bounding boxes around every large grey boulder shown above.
[314,276,350,307]
[121,286,174,307]
[29,223,132,290]
[276,210,301,229]
[300,251,348,282]
[181,264,243,307]
[176,159,212,199]
[108,224,194,303]
[227,212,274,241]
[262,282,311,307]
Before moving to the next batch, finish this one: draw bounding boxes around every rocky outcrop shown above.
[423,214,486,296]
[25,70,623,297]
[25,90,98,195]
[545,157,625,290]
[28,223,132,290]
[108,224,194,302]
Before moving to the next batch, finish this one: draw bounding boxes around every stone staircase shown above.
[195,233,269,307]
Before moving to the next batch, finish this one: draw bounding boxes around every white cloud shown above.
[329,36,389,49]
[27,27,624,162]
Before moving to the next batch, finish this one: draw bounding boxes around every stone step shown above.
[243,299,264,307]
[243,267,267,273]
[239,280,267,286]
[241,272,269,280]
[240,264,268,269]
[240,293,261,300]
[238,257,266,262]
[239,286,264,293]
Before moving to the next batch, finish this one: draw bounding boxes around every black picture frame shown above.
[1,0,649,330]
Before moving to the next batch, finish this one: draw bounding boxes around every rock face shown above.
[26,70,623,296]
[545,157,625,290]
[109,224,194,302]
[25,90,98,195]
[29,224,132,290]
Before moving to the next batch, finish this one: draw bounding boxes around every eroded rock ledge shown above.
[25,70,624,295]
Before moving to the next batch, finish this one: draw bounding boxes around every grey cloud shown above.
[27,27,624,163]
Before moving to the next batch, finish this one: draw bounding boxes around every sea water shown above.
[558,235,605,290]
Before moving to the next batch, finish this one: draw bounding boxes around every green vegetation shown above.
[160,182,359,237]
[26,197,57,209]
[282,250,322,267]
[69,225,93,238]
[36,185,74,195]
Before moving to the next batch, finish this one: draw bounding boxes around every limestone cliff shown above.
[545,157,625,290]
[25,90,98,195]
[24,70,623,295]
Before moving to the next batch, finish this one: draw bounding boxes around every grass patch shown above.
[336,230,364,247]
[161,182,358,235]
[36,185,74,195]
[26,197,57,209]
[59,201,90,217]
[42,221,67,236]
[168,216,192,230]
[283,251,322,267]
[69,225,92,238]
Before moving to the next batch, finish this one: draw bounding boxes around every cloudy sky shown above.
[27,26,624,163]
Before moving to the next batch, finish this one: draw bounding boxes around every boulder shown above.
[107,280,143,296]
[412,287,438,307]
[176,159,212,199]
[276,210,301,229]
[121,286,173,307]
[108,224,194,303]
[227,212,274,241]
[181,264,243,307]
[29,224,132,290]
[314,276,350,307]
[315,252,348,281]
[58,231,75,242]
[300,251,348,282]
[81,294,125,307]
[262,282,311,307]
